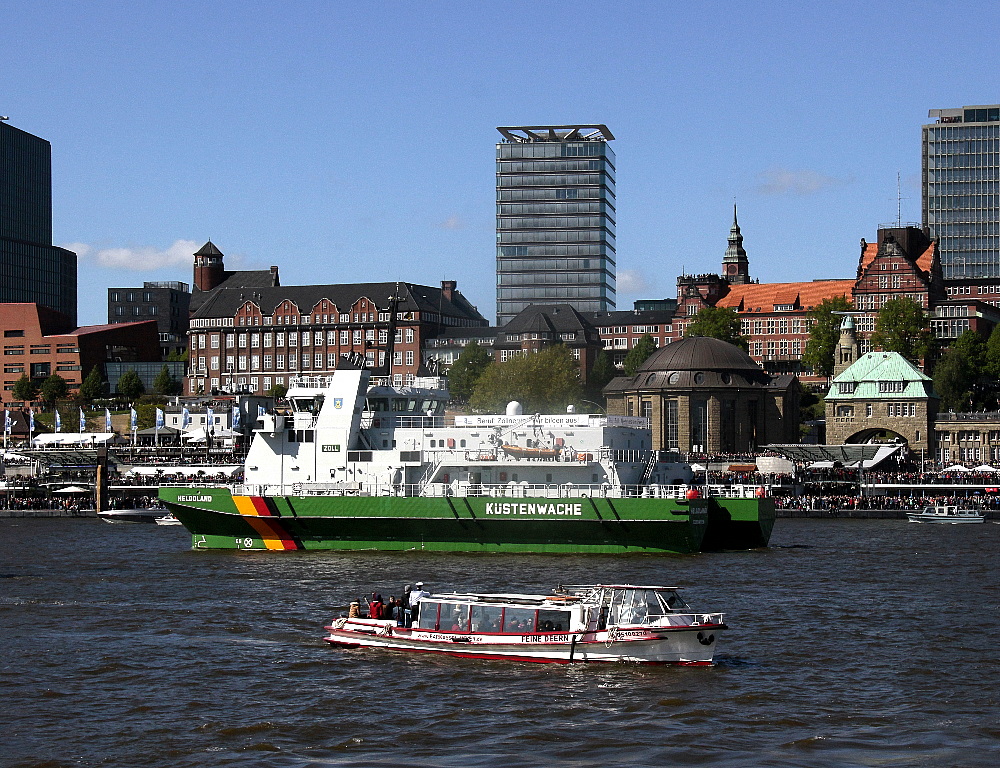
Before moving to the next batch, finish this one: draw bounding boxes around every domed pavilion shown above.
[603,336,801,453]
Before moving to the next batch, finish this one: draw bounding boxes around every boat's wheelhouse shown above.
[569,585,692,628]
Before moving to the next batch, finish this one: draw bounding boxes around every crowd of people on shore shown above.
[773,494,1000,512]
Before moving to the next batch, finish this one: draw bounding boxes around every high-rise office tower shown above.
[0,120,77,325]
[922,105,1000,281]
[495,125,616,326]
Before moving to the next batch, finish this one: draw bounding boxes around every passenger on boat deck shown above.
[348,601,361,619]
[369,593,384,620]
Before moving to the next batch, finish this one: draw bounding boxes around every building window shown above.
[836,405,854,417]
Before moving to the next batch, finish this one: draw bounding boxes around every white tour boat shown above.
[323,584,726,665]
[906,505,986,524]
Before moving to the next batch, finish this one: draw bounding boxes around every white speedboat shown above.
[154,513,183,526]
[323,584,726,665]
[906,505,985,524]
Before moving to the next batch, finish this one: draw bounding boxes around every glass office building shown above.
[923,105,1000,280]
[0,121,77,325]
[496,125,616,325]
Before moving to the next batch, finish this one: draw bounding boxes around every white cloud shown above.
[753,167,846,196]
[65,239,200,271]
[439,214,463,230]
[616,269,650,295]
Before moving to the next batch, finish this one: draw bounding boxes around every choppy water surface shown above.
[1,518,998,768]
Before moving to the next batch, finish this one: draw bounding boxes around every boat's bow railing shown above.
[631,612,725,628]
[223,481,698,499]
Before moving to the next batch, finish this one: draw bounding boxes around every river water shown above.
[1,518,998,768]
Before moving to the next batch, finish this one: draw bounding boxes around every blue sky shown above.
[4,1,1000,326]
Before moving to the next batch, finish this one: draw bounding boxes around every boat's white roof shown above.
[428,585,683,603]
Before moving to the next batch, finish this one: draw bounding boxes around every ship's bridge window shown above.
[391,399,408,412]
[367,398,390,411]
[608,588,686,625]
[290,396,324,415]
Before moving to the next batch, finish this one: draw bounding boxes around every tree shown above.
[934,348,974,412]
[985,324,1000,378]
[166,349,189,362]
[12,374,38,404]
[622,334,658,376]
[265,384,288,399]
[802,295,853,378]
[79,366,107,402]
[446,340,492,403]
[40,374,68,405]
[684,306,748,350]
[116,369,145,400]
[870,297,935,363]
[470,344,582,413]
[949,329,996,410]
[152,364,181,396]
[586,349,616,401]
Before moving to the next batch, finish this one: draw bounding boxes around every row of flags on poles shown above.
[3,403,260,435]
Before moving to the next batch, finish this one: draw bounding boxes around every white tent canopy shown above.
[181,426,237,442]
[943,464,971,472]
[973,464,997,472]
[31,433,116,446]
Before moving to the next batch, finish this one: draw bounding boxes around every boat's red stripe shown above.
[249,496,275,516]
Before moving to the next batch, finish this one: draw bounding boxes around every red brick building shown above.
[0,303,160,406]
[184,242,487,395]
[669,216,1000,381]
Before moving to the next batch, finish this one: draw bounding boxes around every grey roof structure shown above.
[492,304,601,349]
[190,269,279,313]
[190,280,486,325]
[640,336,762,373]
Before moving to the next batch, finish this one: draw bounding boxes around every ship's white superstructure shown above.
[242,369,692,498]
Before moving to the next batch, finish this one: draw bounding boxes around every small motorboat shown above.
[154,513,183,526]
[906,505,985,524]
[323,584,726,665]
[97,509,166,524]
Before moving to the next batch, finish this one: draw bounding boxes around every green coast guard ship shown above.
[159,367,773,553]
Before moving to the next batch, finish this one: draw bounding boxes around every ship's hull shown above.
[702,496,776,550]
[323,618,724,664]
[159,487,711,553]
[159,487,774,553]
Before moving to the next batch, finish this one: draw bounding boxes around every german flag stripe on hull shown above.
[231,495,301,550]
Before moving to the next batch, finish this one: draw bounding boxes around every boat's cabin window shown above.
[470,604,503,633]
[608,588,687,625]
[441,604,469,631]
[367,398,390,412]
[417,601,442,630]
[289,396,324,415]
[537,609,569,632]
[503,607,536,633]
[391,399,408,412]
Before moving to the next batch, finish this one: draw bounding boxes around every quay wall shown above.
[0,508,97,518]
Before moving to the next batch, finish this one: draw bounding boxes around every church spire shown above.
[722,204,750,285]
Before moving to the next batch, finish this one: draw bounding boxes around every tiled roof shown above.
[715,280,855,312]
[915,241,936,273]
[859,242,880,272]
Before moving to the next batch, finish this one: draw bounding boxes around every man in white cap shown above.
[408,581,430,625]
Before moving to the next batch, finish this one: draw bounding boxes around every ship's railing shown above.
[624,612,725,628]
[704,484,768,499]
[227,482,698,499]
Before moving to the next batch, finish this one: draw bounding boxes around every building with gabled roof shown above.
[670,217,1000,381]
[186,270,487,395]
[825,348,937,450]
